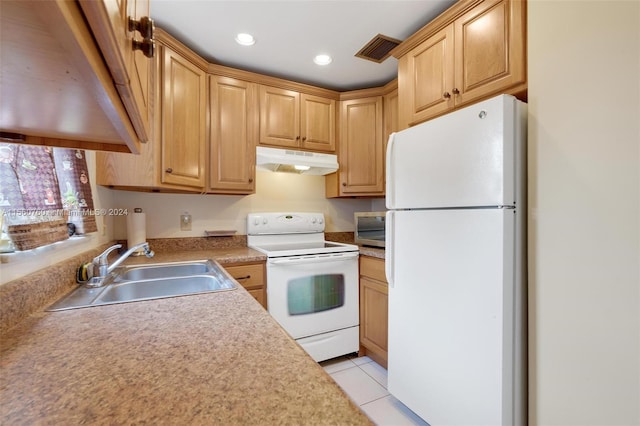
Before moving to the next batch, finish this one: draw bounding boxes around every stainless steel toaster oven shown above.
[354,212,386,248]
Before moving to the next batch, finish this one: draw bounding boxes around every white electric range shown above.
[247,212,360,362]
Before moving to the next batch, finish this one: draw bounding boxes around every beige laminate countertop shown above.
[357,246,385,260]
[0,248,372,425]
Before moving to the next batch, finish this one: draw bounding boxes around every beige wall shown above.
[1,161,375,284]
[528,1,640,424]
[109,172,373,239]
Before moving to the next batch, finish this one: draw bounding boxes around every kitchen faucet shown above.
[86,242,154,287]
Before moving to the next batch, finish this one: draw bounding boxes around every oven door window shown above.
[287,274,345,315]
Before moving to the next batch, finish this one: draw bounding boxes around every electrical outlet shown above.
[180,213,192,231]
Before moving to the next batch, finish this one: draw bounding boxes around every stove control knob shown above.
[311,217,317,224]
[254,218,260,226]
[319,217,324,224]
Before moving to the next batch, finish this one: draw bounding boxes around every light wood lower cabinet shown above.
[359,256,388,368]
[224,262,267,309]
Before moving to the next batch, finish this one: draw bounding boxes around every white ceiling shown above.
[151,0,457,91]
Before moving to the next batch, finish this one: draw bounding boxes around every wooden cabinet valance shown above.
[1,0,153,153]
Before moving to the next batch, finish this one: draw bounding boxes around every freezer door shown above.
[386,94,525,210]
[387,208,521,426]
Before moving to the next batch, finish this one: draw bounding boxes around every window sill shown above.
[0,235,93,264]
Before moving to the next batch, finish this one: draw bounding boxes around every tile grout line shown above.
[359,393,392,408]
[327,357,429,426]
[324,356,392,412]
[355,360,388,390]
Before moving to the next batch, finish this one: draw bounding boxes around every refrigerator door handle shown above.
[385,133,397,209]
[385,210,394,287]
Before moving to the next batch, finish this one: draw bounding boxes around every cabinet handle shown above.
[342,182,347,187]
[165,168,173,173]
[302,136,307,142]
[248,178,253,183]
[132,38,155,58]
[443,91,451,99]
[296,136,300,141]
[235,275,251,280]
[128,16,154,40]
[452,88,460,95]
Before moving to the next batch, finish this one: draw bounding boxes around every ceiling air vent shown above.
[355,34,402,63]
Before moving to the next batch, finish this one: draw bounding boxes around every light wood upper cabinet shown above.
[79,0,153,144]
[96,37,206,193]
[454,0,525,104]
[99,39,257,195]
[383,88,399,154]
[300,94,336,152]
[209,76,258,194]
[0,0,142,153]
[160,46,207,189]
[327,96,383,196]
[259,86,336,152]
[128,0,153,140]
[396,0,526,128]
[259,86,300,148]
[398,25,455,125]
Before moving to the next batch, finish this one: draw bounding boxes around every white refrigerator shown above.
[385,94,527,426]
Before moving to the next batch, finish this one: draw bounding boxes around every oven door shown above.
[266,251,359,339]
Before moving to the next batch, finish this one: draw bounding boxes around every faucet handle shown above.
[94,244,122,266]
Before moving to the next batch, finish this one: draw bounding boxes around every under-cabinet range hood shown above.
[256,146,338,175]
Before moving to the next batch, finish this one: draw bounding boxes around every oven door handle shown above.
[268,252,359,265]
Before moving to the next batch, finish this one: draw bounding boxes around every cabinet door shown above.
[359,256,388,367]
[80,0,151,143]
[398,24,454,128]
[454,0,526,105]
[127,0,152,140]
[259,86,300,148]
[383,88,399,188]
[209,76,257,194]
[224,263,267,309]
[338,96,384,195]
[383,89,399,143]
[300,94,336,152]
[161,46,206,188]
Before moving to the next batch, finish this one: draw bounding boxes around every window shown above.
[0,143,96,251]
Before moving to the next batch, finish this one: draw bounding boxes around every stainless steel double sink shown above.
[47,260,237,311]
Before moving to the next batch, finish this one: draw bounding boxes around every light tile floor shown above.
[320,355,430,426]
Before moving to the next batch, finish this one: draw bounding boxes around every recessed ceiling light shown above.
[313,54,332,66]
[235,33,255,46]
